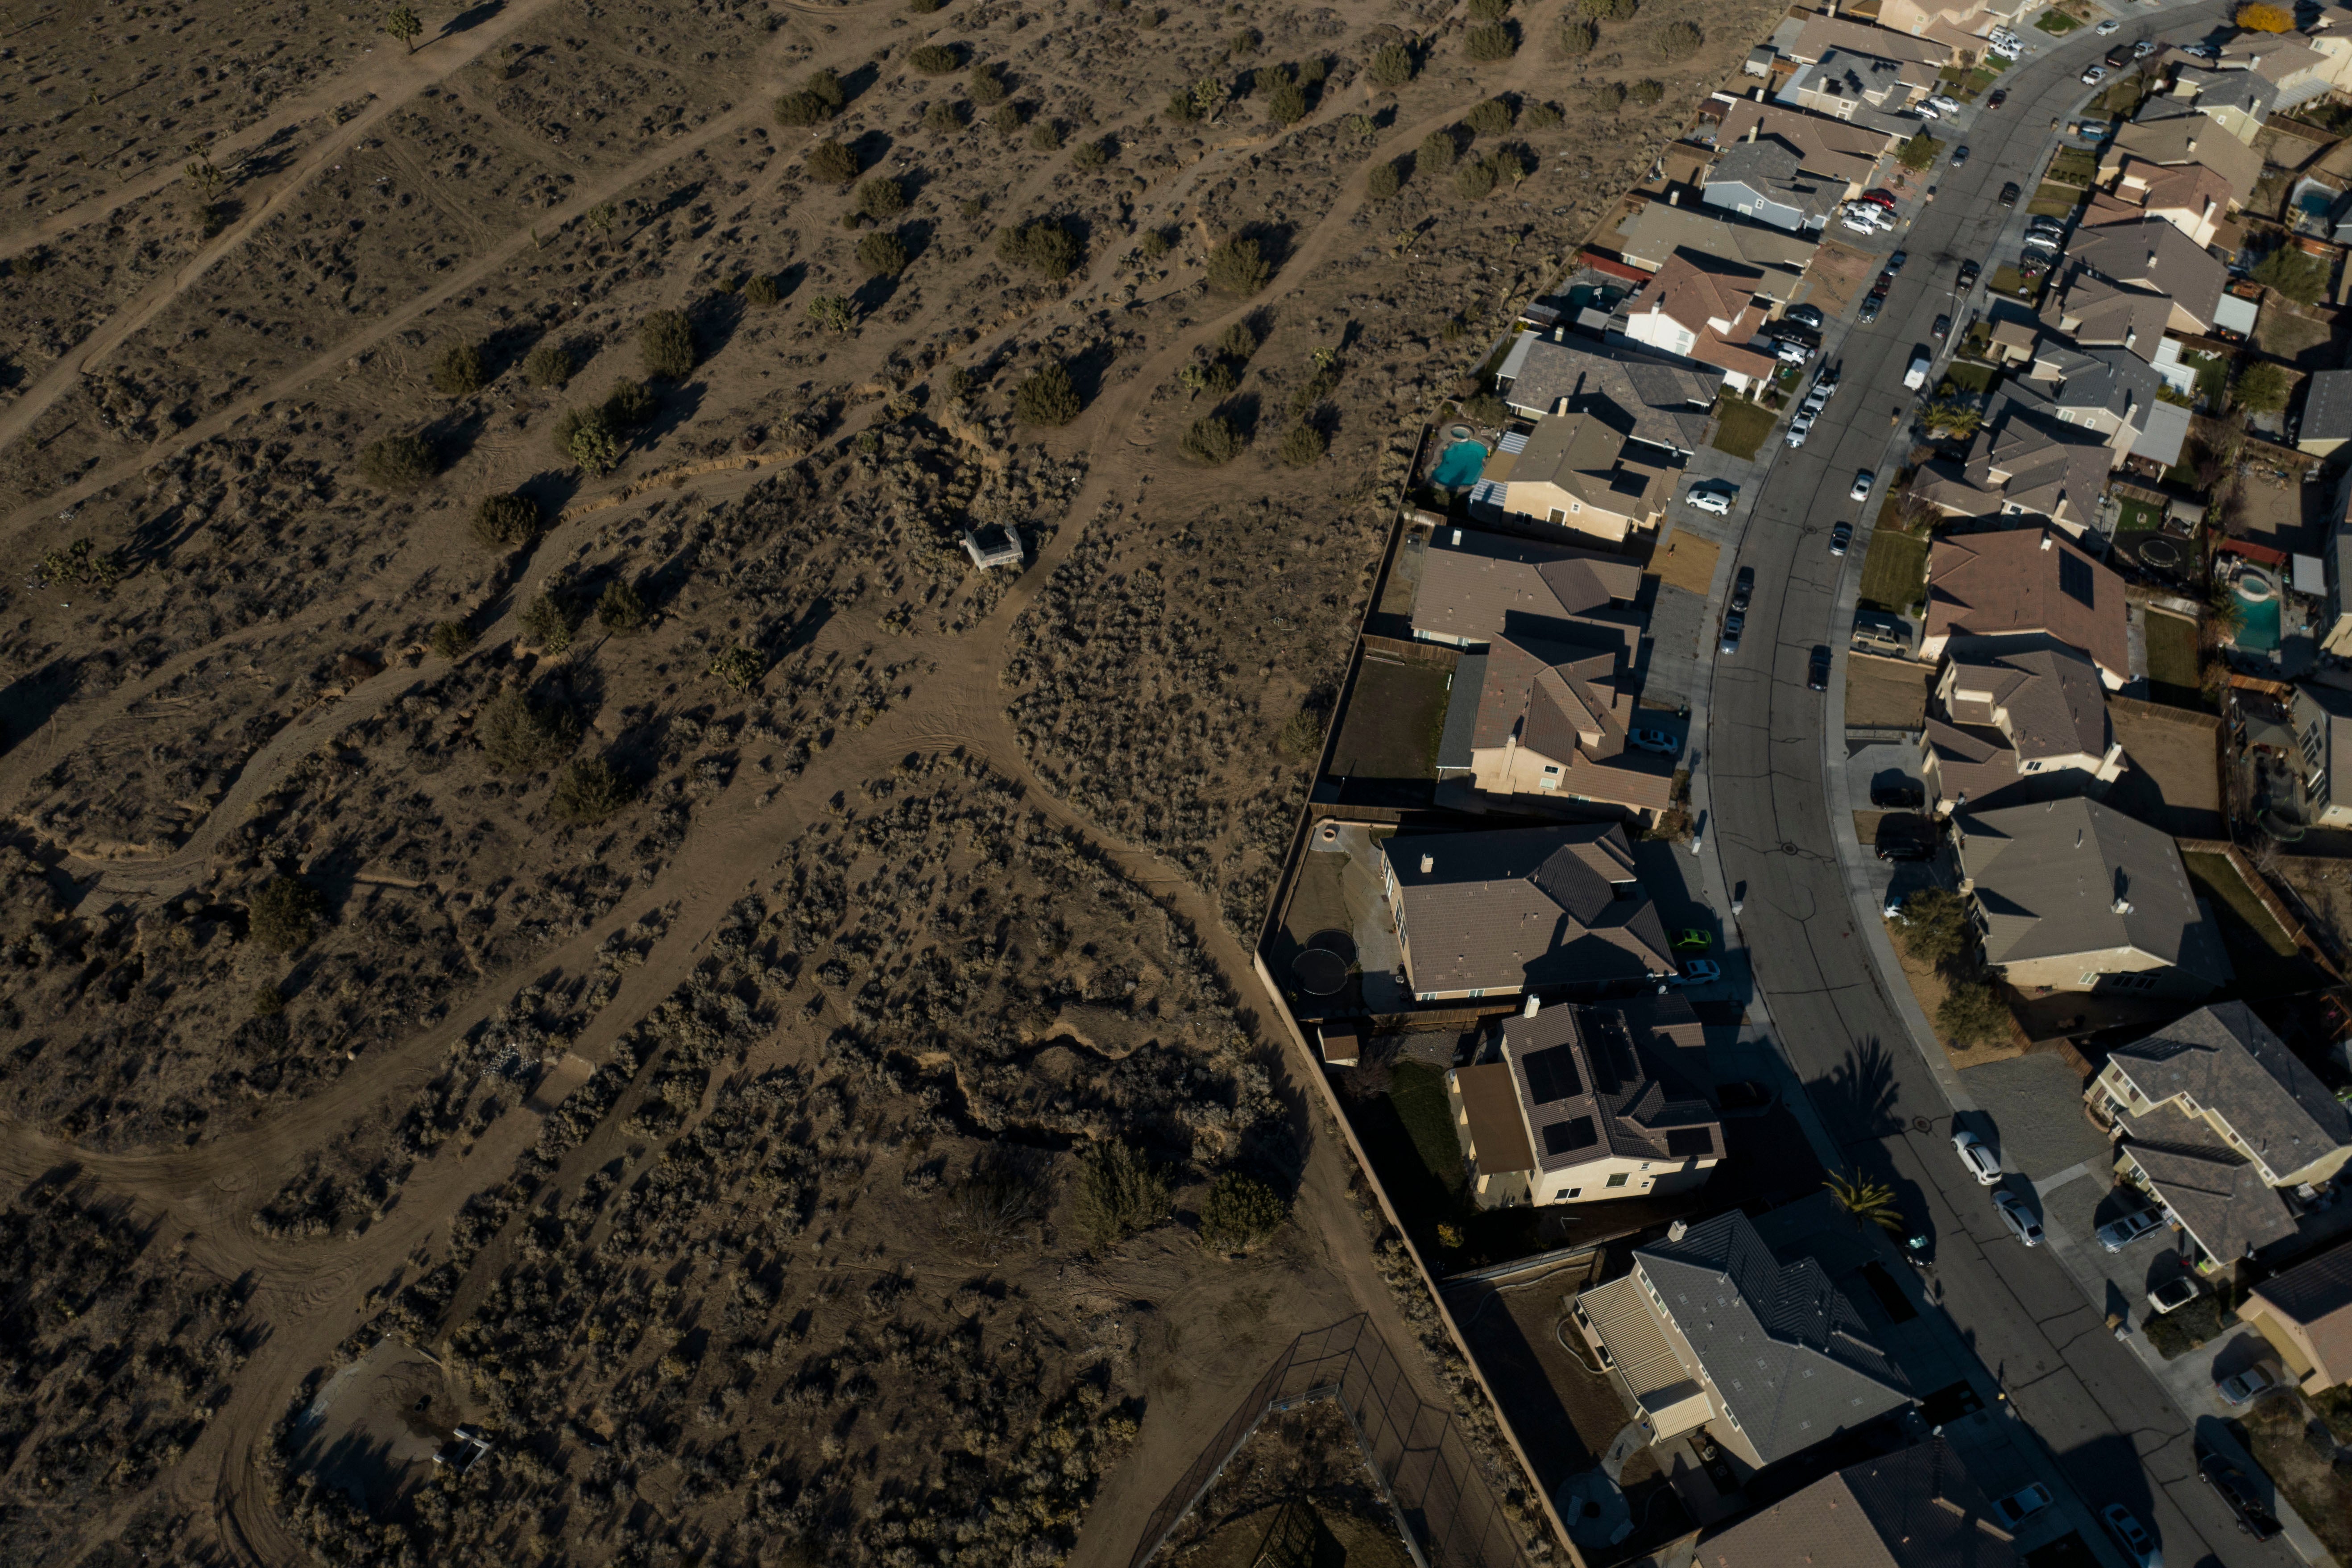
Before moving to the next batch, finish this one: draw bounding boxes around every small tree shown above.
[997,219,1081,280]
[808,294,856,332]
[1464,23,1518,60]
[1071,137,1110,169]
[597,579,650,633]
[710,646,765,692]
[2238,1,2294,29]
[774,90,831,127]
[1279,422,1328,467]
[1164,86,1204,123]
[430,341,485,396]
[856,177,907,219]
[523,343,573,387]
[1073,1140,1171,1247]
[1825,1172,1903,1234]
[2234,360,2293,415]
[358,432,435,491]
[1229,25,1262,54]
[478,689,580,774]
[1029,120,1064,151]
[1368,40,1416,88]
[1897,131,1940,171]
[1892,887,1974,967]
[639,310,695,380]
[1559,19,1597,55]
[471,492,540,551]
[805,139,859,183]
[550,756,637,822]
[1938,977,2015,1047]
[383,4,422,53]
[1589,80,1628,109]
[1923,397,1983,436]
[1629,77,1665,105]
[806,66,846,114]
[909,43,959,73]
[568,418,622,476]
[428,620,475,659]
[1182,414,1244,464]
[969,62,1010,104]
[743,273,781,307]
[1655,18,1703,58]
[1524,100,1564,128]
[857,231,911,277]
[1013,362,1082,426]
[1419,128,1459,170]
[924,98,965,133]
[1205,236,1271,294]
[990,102,1024,136]
[1456,157,1499,199]
[1581,0,1639,18]
[1467,97,1515,136]
[520,591,582,655]
[250,877,325,953]
[1200,1173,1288,1252]
[1470,0,1511,17]
[1267,78,1309,125]
[1367,159,1401,202]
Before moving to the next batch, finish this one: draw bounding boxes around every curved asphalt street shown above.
[1697,5,2307,1568]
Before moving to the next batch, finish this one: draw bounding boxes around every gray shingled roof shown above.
[1434,652,1487,774]
[1411,527,1645,649]
[1383,824,1673,994]
[1497,333,1721,455]
[1636,1211,1912,1467]
[2108,1002,2352,1178]
[1502,1001,1721,1174]
[1701,1439,2021,1568]
[2120,1119,2299,1262]
[2304,369,2352,445]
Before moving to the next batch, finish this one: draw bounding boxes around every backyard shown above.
[1712,394,1778,460]
[2143,609,2205,710]
[2181,850,2330,997]
[1326,657,1453,789]
[1345,1059,1546,1268]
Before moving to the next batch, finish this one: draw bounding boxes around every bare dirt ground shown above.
[0,0,1797,1562]
[1843,654,1928,728]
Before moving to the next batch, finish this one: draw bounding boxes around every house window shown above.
[1570,502,1582,514]
[1467,989,1485,1000]
[1549,508,1566,524]
[1606,1173,1630,1188]
[1567,1189,1582,1199]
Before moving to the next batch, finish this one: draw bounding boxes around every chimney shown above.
[1668,1219,1689,1241]
[1419,853,1435,874]
[2041,533,2054,550]
[1451,528,1463,546]
[1749,120,1760,142]
[2114,896,2133,914]
[1524,993,1542,1018]
[1669,189,1680,206]
[2125,327,2137,348]
[2187,136,2198,152]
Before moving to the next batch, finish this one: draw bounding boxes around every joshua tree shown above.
[383,4,423,52]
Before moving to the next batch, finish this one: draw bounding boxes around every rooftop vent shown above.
[2041,533,2055,550]
[1420,854,1436,874]
[1668,1220,1689,1241]
[1524,993,1542,1018]
[1451,528,1463,546]
[2113,897,2133,914]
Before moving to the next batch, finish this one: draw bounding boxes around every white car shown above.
[1952,1130,2001,1185]
[1926,94,1961,115]
[1787,419,1812,448]
[2095,1207,2165,1251]
[2095,17,2120,32]
[2217,1365,2277,1406]
[1850,470,1875,502]
[2146,1276,2200,1316]
[2082,64,2108,84]
[1993,1191,2045,1247]
[2021,233,2061,252]
[1686,488,1732,515]
[1841,216,1880,236]
[1994,1484,2054,1530]
[1627,728,1681,756]
[2102,1505,2161,1568]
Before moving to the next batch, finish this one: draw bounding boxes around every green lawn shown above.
[2114,496,2164,533]
[2036,8,2083,31]
[1859,529,1930,616]
[1944,361,1996,396]
[1990,265,2044,303]
[2028,182,2085,217]
[2181,349,2228,411]
[1711,395,1778,460]
[2047,146,2097,187]
[2143,608,2202,707]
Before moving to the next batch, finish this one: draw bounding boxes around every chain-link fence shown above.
[1129,1314,1548,1568]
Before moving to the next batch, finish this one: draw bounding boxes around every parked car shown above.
[2147,1276,2200,1316]
[2095,16,2120,31]
[2197,1449,2283,1540]
[1934,312,1952,338]
[1876,268,1897,290]
[2104,43,2133,66]
[1731,566,1754,612]
[2095,1207,2166,1251]
[2133,38,2159,57]
[1674,959,1722,986]
[1785,302,1825,329]
[2102,1505,2161,1568]
[1988,87,2008,108]
[1720,612,1744,655]
[2029,215,2068,233]
[1953,1129,2001,1185]
[1850,469,1875,501]
[1993,1191,2045,1247]
[1829,520,1851,555]
[1861,188,1899,208]
[1787,418,1812,448]
[1673,928,1712,952]
[2021,232,2061,252]
[1858,295,1882,325]
[1808,646,1831,691]
[1926,94,1961,116]
[1957,259,1981,289]
[1888,249,1909,273]
[1999,181,2021,206]
[1915,100,1942,120]
[1993,1484,2054,1530]
[1777,340,1814,365]
[2081,64,2108,84]
[1878,837,1936,862]
[1627,728,1681,755]
[1951,144,1970,167]
[1817,364,1840,393]
[1842,213,1881,236]
[2216,1364,2277,1407]
[1687,488,1732,515]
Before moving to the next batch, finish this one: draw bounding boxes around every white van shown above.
[1904,350,1931,391]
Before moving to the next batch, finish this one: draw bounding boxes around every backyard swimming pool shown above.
[2234,569,2282,654]
[1433,438,1488,488]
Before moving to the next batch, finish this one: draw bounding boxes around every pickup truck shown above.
[1903,349,1931,390]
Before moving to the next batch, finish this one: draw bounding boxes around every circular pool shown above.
[2234,567,2282,654]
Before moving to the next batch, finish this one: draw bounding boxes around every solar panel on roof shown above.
[1666,1127,1714,1157]
[2058,550,2095,608]
[1523,1045,1582,1103]
[1542,1116,1599,1155]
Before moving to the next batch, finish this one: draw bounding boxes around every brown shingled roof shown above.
[1926,528,2130,683]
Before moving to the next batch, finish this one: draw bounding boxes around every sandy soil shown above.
[1843,654,1929,728]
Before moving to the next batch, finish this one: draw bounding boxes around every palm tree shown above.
[1826,1171,1903,1235]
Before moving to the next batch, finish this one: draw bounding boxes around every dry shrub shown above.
[1182,414,1243,464]
[358,432,436,490]
[1072,1141,1168,1248]
[471,492,540,551]
[250,877,324,954]
[478,690,580,775]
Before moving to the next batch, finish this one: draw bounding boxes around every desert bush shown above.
[924,98,965,132]
[1629,77,1665,103]
[997,219,1081,280]
[1467,96,1515,135]
[1523,99,1564,127]
[597,579,650,633]
[604,377,655,427]
[550,756,637,822]
[430,340,486,396]
[1205,236,1271,294]
[1164,86,1203,122]
[1267,77,1309,125]
[250,877,324,954]
[909,0,941,12]
[1200,1173,1288,1252]
[857,231,911,277]
[743,272,781,307]
[1471,0,1511,15]
[1419,127,1459,170]
[639,310,695,380]
[1278,699,1329,756]
[519,590,584,654]
[808,294,856,331]
[1368,39,1416,87]
[1278,422,1328,467]
[856,177,907,219]
[563,413,621,476]
[1589,80,1628,108]
[774,90,830,127]
[1073,1141,1169,1247]
[250,982,284,1016]
[990,101,1025,136]
[1140,228,1172,258]
[1937,977,2014,1047]
[942,1160,1048,1257]
[358,432,435,490]
[1656,18,1703,57]
[428,620,475,659]
[1581,0,1639,17]
[1182,414,1243,464]
[1217,322,1259,362]
[804,65,845,112]
[471,492,540,550]
[1560,19,1597,54]
[1178,359,1239,401]
[969,62,1009,103]
[1456,157,1499,199]
[1013,362,1082,426]
[478,688,580,774]
[1229,25,1261,54]
[909,43,959,73]
[1465,23,1517,60]
[1489,146,1529,186]
[523,343,573,386]
[710,646,765,692]
[1367,159,1401,201]
[806,139,859,182]
[1029,119,1064,151]
[1072,137,1110,168]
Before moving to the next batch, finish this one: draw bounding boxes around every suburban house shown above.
[2156,65,2282,145]
[2300,369,2352,460]
[1919,527,2131,688]
[1408,526,1644,649]
[1611,200,1818,297]
[1911,405,2122,537]
[2243,1242,2352,1393]
[1499,412,1676,545]
[2292,681,2352,828]
[1445,994,1720,1208]
[1443,628,1677,821]
[1783,46,1939,118]
[2017,345,2191,471]
[2091,1004,2352,1267]
[2062,218,2228,336]
[1710,97,1892,190]
[2043,269,2182,373]
[1493,333,1722,456]
[1615,255,1783,393]
[2101,157,2235,247]
[1573,1211,1912,1473]
[1702,139,1843,232]
[1954,796,2232,998]
[1921,647,2126,815]
[1877,0,2048,45]
[1379,824,1676,1000]
[1695,1440,2021,1568]
[2215,33,2334,114]
[2100,117,2264,211]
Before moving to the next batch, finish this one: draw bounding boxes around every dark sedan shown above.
[1999,181,2021,207]
[1987,87,2007,108]
[1808,646,1832,691]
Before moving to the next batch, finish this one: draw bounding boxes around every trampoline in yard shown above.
[1291,928,1358,997]
[2135,536,2182,571]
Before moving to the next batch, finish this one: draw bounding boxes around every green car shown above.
[1672,929,1712,953]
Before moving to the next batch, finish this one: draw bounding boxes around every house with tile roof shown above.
[1572,1210,1913,1471]
[2243,1241,2352,1391]
[1911,416,2124,542]
[1493,333,1722,456]
[1617,255,1782,393]
[1500,411,1677,546]
[2101,118,2264,211]
[1612,201,1819,296]
[1697,1439,2021,1568]
[1878,0,2050,48]
[1704,139,1845,232]
[1446,993,1719,1208]
[2158,64,2281,143]
[1921,647,2125,815]
[1955,796,2232,998]
[2062,218,2228,336]
[1449,629,1677,820]
[1710,97,1894,189]
[1408,525,1644,650]
[2104,157,2236,247]
[1380,824,1676,1000]
[1919,527,2131,687]
[2091,1004,2352,1266]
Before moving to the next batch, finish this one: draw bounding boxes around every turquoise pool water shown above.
[1433,438,1487,488]
[2235,581,2282,653]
